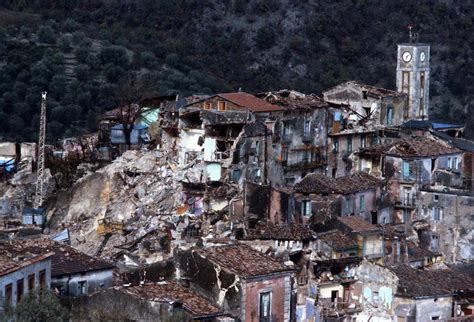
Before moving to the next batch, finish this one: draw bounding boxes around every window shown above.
[259,291,271,321]
[28,274,35,291]
[432,207,442,221]
[447,157,452,169]
[39,269,46,289]
[362,91,368,99]
[331,290,339,302]
[232,169,241,183]
[78,281,87,295]
[430,234,439,251]
[301,200,312,217]
[402,71,410,94]
[17,279,24,303]
[281,147,288,163]
[387,106,393,125]
[5,284,12,306]
[333,138,339,152]
[217,101,226,111]
[403,210,410,223]
[403,187,412,206]
[254,168,261,180]
[372,133,379,145]
[282,122,291,138]
[359,195,365,210]
[453,157,458,170]
[402,161,410,180]
[203,102,211,110]
[347,136,352,152]
[433,194,439,202]
[302,151,309,164]
[304,119,311,136]
[361,134,366,148]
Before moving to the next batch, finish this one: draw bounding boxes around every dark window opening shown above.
[5,284,12,305]
[39,270,46,289]
[259,291,271,322]
[331,290,339,302]
[17,279,24,303]
[362,91,368,99]
[28,274,35,291]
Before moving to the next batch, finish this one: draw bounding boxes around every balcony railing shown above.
[396,196,416,207]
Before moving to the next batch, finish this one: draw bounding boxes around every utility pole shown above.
[34,91,47,209]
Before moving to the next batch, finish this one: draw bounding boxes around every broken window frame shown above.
[259,290,272,321]
[432,207,442,221]
[359,194,365,211]
[360,134,366,148]
[303,119,311,136]
[387,106,394,125]
[282,122,291,139]
[78,281,87,295]
[17,279,24,303]
[347,136,352,152]
[301,200,312,217]
[333,138,339,152]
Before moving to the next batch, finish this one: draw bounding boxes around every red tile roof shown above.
[120,282,222,318]
[6,238,114,277]
[386,136,461,158]
[337,216,380,233]
[390,265,474,298]
[0,243,53,277]
[245,223,315,241]
[217,92,285,112]
[197,244,292,278]
[317,230,357,250]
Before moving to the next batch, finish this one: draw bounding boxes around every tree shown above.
[115,73,152,149]
[12,290,68,322]
[37,26,56,44]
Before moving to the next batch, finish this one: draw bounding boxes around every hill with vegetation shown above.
[0,0,473,141]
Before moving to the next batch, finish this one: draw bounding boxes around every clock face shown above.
[420,52,426,62]
[402,51,412,63]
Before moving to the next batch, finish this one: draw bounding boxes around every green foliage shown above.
[12,290,68,322]
[37,26,56,44]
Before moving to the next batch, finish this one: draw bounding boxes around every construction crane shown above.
[34,91,47,209]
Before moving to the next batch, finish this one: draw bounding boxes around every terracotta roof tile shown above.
[386,136,461,158]
[197,244,292,278]
[121,282,222,317]
[217,92,284,112]
[0,242,53,277]
[317,230,357,250]
[295,172,380,194]
[337,216,380,233]
[245,223,315,241]
[6,238,114,277]
[390,265,474,298]
[257,90,330,109]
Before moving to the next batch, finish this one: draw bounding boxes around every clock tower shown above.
[396,42,430,120]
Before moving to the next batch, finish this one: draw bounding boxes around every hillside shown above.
[0,0,473,141]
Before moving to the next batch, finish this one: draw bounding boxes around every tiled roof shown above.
[197,244,292,278]
[390,265,474,298]
[295,172,380,194]
[120,282,222,318]
[337,216,380,233]
[217,92,285,112]
[386,136,461,158]
[317,230,357,250]
[323,81,405,98]
[294,173,340,194]
[0,242,53,277]
[258,90,330,110]
[7,238,114,277]
[245,223,315,241]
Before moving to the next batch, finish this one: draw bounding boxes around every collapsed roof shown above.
[295,172,380,194]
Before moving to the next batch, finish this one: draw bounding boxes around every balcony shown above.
[395,196,416,208]
[319,298,362,317]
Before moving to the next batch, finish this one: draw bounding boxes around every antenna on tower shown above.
[34,91,47,209]
[407,24,418,43]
